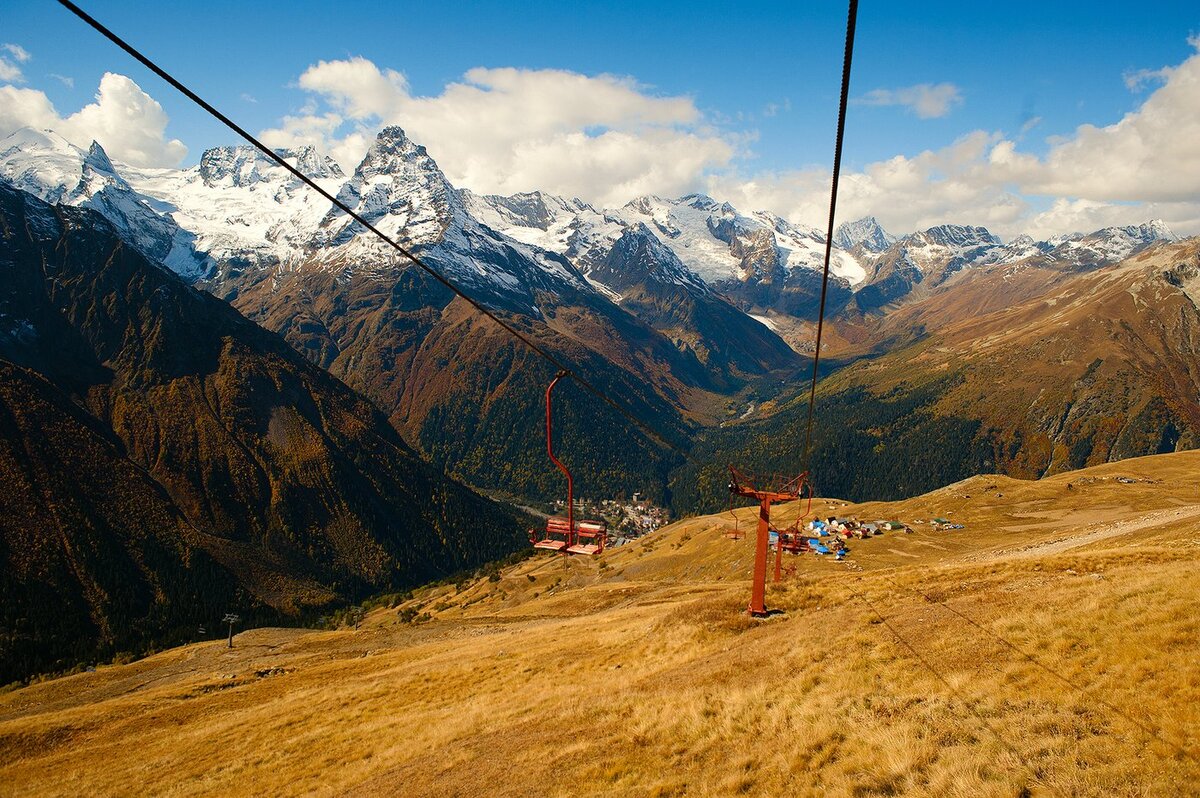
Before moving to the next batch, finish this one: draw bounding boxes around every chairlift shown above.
[529,371,608,556]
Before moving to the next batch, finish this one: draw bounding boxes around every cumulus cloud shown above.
[854,82,963,119]
[0,43,30,83]
[2,44,30,63]
[708,131,1031,237]
[259,58,737,207]
[712,37,1200,238]
[0,72,187,167]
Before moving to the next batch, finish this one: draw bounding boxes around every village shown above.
[549,492,671,546]
[749,513,970,560]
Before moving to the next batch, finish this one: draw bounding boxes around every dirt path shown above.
[997,505,1200,560]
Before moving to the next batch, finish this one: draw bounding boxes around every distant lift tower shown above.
[728,467,808,616]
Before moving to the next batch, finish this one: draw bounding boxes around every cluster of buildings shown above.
[550,491,669,543]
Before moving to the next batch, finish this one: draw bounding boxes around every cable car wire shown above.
[801,0,858,473]
[874,570,1190,759]
[849,580,1036,773]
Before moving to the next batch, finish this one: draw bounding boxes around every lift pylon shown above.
[728,467,807,616]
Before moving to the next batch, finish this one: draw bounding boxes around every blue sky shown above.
[2,1,1199,237]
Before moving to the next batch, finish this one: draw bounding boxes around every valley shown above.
[2,451,1196,796]
[2,3,1199,795]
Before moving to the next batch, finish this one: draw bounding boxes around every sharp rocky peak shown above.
[911,224,1001,249]
[198,145,271,187]
[354,126,440,178]
[274,146,345,180]
[83,141,117,175]
[834,216,895,252]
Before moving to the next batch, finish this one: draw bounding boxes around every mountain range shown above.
[0,126,1193,488]
[1,121,1196,678]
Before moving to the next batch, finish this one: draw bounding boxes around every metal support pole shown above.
[750,497,772,616]
[546,371,575,550]
[774,531,784,583]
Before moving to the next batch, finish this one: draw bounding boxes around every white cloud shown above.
[0,43,29,84]
[1123,66,1170,92]
[0,60,22,83]
[0,72,187,167]
[708,130,1031,237]
[259,58,737,207]
[1017,42,1200,205]
[854,83,963,119]
[711,37,1200,238]
[763,99,791,118]
[257,48,1200,238]
[49,73,74,89]
[2,44,30,63]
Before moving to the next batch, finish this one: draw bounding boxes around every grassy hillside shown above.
[2,451,1197,796]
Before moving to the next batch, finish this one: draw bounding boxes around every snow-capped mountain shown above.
[834,216,895,253]
[852,221,1176,310]
[855,224,1013,310]
[0,124,1183,324]
[467,190,870,319]
[471,190,867,287]
[1047,221,1178,269]
[0,128,209,278]
[588,222,708,296]
[0,126,594,314]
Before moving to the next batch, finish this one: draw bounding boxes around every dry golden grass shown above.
[2,451,1199,796]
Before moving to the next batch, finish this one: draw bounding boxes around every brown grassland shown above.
[1,450,1198,796]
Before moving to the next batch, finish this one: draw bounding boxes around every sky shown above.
[2,0,1199,239]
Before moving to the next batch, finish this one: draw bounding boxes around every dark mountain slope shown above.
[0,184,527,680]
[0,360,241,682]
[220,247,703,504]
[590,225,800,384]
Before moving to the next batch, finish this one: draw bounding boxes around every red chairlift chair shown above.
[529,371,608,556]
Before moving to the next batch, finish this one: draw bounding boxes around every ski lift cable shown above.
[849,581,1036,773]
[801,0,859,473]
[53,0,701,468]
[875,571,1191,759]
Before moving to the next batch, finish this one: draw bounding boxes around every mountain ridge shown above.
[0,182,528,681]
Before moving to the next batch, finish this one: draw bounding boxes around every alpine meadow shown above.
[1,2,1198,796]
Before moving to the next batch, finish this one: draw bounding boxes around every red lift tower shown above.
[728,466,807,616]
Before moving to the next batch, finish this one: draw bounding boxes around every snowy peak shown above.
[276,146,344,180]
[910,224,1002,250]
[470,190,592,232]
[198,146,271,187]
[83,140,117,177]
[1047,220,1178,268]
[834,216,895,253]
[199,144,343,188]
[354,126,444,183]
[973,234,1053,265]
[315,126,467,251]
[0,127,209,280]
[590,222,705,293]
[0,127,88,203]
[1099,220,1177,245]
